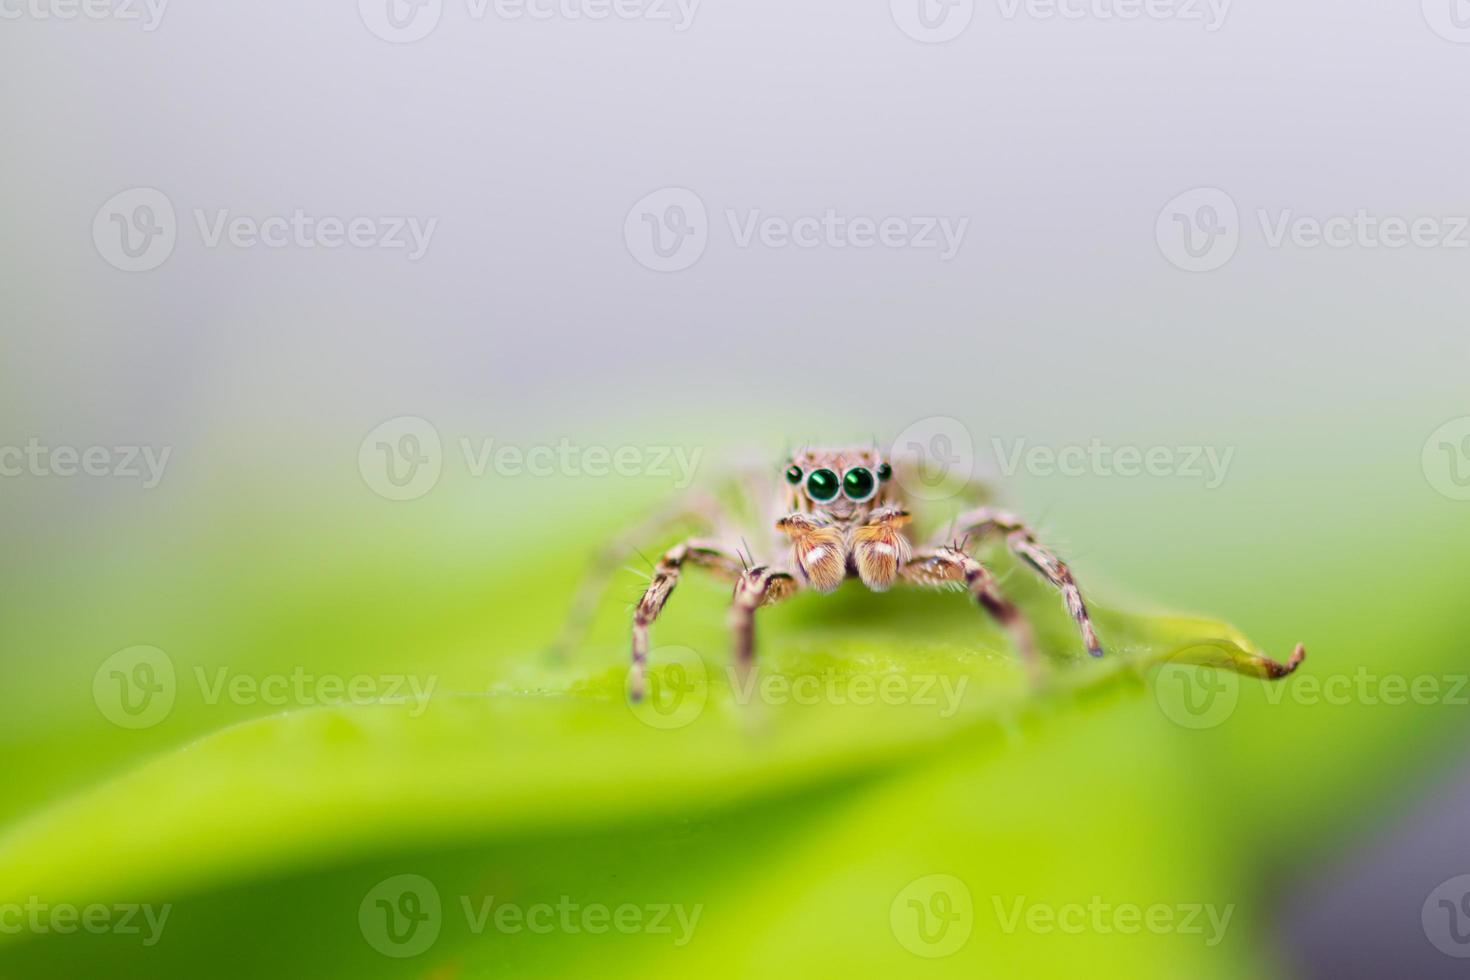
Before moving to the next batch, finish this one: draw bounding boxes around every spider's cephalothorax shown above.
[559,443,1117,701]
[775,447,911,594]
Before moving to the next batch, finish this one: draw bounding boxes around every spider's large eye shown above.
[805,468,840,502]
[785,465,803,485]
[843,467,877,502]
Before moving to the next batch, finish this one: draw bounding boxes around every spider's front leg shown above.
[902,547,1044,682]
[729,566,800,677]
[630,539,744,700]
[943,508,1103,658]
[553,490,727,659]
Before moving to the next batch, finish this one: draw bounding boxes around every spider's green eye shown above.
[876,462,892,481]
[843,467,877,501]
[805,468,840,502]
[785,465,803,485]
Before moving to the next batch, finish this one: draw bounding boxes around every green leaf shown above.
[0,594,1301,920]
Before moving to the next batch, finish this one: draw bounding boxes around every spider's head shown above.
[782,446,894,522]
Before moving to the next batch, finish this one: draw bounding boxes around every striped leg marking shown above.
[902,547,1042,681]
[945,508,1102,658]
[630,539,743,701]
[729,567,800,674]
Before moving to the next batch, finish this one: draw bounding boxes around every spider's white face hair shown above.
[783,446,892,524]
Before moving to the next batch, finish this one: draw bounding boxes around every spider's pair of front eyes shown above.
[785,463,892,503]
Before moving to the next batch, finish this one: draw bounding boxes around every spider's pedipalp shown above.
[851,507,913,591]
[776,513,846,593]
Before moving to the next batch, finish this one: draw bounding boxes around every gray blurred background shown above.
[3,1,1469,975]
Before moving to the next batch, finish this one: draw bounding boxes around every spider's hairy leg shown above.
[851,506,913,592]
[775,513,846,593]
[630,538,744,701]
[729,567,800,681]
[550,490,726,659]
[902,547,1044,683]
[944,508,1103,658]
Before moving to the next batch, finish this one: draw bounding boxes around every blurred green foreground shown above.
[0,432,1465,979]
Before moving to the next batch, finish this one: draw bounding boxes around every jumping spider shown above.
[560,445,1122,701]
